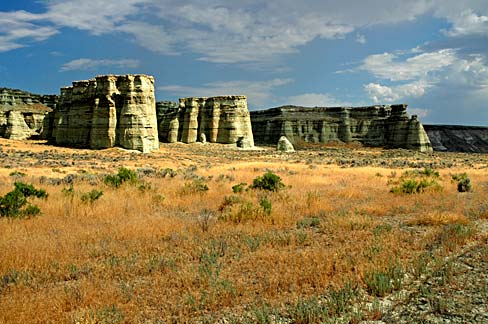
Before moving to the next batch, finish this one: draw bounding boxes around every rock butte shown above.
[157,95,254,148]
[0,88,55,140]
[50,74,159,153]
[250,105,433,152]
[3,74,487,153]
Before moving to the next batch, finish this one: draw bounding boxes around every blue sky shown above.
[1,1,488,125]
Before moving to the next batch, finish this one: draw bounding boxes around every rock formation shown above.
[250,104,433,152]
[277,136,295,152]
[424,125,488,153]
[52,75,159,153]
[0,88,55,140]
[156,95,254,147]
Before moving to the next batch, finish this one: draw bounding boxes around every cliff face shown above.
[156,95,254,147]
[0,88,55,140]
[424,125,488,153]
[250,104,433,152]
[53,75,159,153]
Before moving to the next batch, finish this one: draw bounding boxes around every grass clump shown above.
[390,168,443,194]
[297,217,321,229]
[0,182,48,218]
[251,172,285,192]
[182,179,209,194]
[390,178,441,194]
[104,167,138,188]
[81,189,104,205]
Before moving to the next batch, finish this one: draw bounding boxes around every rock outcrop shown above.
[53,75,159,153]
[424,125,488,153]
[156,96,254,147]
[0,88,55,139]
[250,104,433,152]
[277,136,295,152]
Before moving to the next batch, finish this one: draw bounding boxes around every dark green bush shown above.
[250,172,285,191]
[0,182,48,218]
[104,168,138,188]
[457,177,473,192]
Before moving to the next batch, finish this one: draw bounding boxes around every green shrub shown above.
[457,177,473,193]
[182,179,209,194]
[251,172,285,191]
[390,178,441,194]
[451,172,468,181]
[286,296,328,323]
[418,167,440,178]
[259,197,272,215]
[81,189,103,204]
[160,168,177,178]
[364,270,393,297]
[9,171,26,178]
[104,168,138,188]
[297,217,321,229]
[232,182,247,193]
[0,182,48,218]
[327,282,357,316]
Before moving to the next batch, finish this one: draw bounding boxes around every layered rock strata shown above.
[0,88,55,140]
[53,75,159,153]
[424,125,488,153]
[156,96,254,147]
[250,104,432,152]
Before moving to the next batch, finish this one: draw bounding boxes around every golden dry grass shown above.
[0,139,487,323]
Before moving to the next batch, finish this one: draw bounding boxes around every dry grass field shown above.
[0,139,487,323]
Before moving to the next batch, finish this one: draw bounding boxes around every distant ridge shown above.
[424,124,488,153]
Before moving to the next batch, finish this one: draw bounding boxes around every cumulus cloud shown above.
[444,10,488,37]
[159,78,293,107]
[362,47,488,105]
[60,58,140,71]
[364,81,431,103]
[287,93,352,107]
[361,49,457,81]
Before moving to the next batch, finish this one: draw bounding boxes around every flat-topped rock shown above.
[250,104,433,152]
[53,74,159,153]
[156,95,254,147]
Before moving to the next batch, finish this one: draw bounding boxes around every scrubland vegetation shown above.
[0,140,487,323]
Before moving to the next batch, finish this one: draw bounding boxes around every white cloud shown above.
[159,78,293,107]
[355,34,367,44]
[116,22,175,55]
[1,0,488,65]
[361,49,457,81]
[60,58,140,72]
[0,11,58,52]
[43,0,150,35]
[443,10,488,37]
[364,80,431,103]
[287,93,352,107]
[445,54,488,89]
